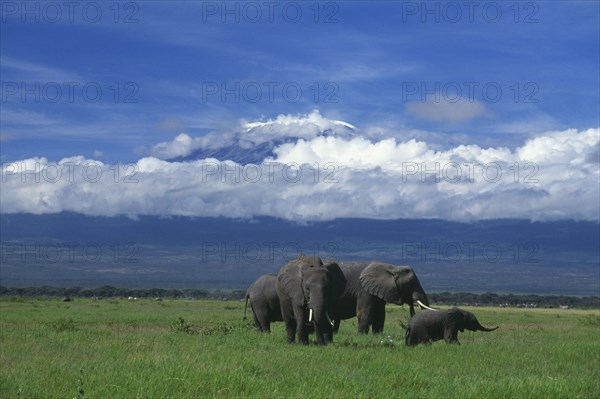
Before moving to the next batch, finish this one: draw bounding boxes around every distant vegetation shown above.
[428,292,600,309]
[1,285,598,308]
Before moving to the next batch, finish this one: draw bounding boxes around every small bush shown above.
[46,318,78,333]
[169,317,244,336]
[198,323,235,336]
[76,368,85,399]
[169,317,198,335]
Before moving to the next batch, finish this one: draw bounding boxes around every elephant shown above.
[276,255,343,345]
[244,273,282,333]
[327,261,434,334]
[405,308,499,346]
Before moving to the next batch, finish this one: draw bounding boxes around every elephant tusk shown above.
[416,300,438,311]
[309,308,313,322]
[326,311,334,327]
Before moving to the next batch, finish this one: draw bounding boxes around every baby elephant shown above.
[405,308,498,346]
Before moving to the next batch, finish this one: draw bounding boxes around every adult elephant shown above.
[276,255,343,345]
[405,308,498,346]
[327,261,434,334]
[244,273,282,333]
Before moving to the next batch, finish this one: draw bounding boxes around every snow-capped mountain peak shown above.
[160,110,357,164]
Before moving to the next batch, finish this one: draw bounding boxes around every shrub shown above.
[46,318,78,333]
[169,317,197,335]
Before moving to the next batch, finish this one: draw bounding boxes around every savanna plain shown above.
[0,298,598,399]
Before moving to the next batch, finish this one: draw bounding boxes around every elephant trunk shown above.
[412,289,437,311]
[310,303,326,326]
[412,284,430,306]
[308,307,333,326]
[474,319,499,332]
[309,301,333,345]
[478,324,499,332]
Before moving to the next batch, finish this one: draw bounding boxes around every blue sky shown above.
[1,1,598,163]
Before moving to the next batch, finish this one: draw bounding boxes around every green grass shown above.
[1,298,599,398]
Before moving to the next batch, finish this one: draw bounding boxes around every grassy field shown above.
[0,298,598,398]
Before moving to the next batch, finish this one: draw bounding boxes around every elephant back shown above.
[336,261,371,297]
[248,273,278,300]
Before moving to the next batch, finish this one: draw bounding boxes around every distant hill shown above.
[1,213,598,295]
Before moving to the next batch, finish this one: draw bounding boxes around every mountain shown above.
[167,121,357,164]
[1,213,598,295]
[168,139,293,164]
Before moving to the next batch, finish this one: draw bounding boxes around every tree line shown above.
[0,285,598,308]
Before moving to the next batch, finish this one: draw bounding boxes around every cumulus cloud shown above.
[149,133,201,159]
[1,112,598,222]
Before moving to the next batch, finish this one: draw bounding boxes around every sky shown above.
[1,1,599,222]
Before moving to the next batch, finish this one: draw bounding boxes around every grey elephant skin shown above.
[244,273,282,333]
[327,261,431,334]
[276,256,342,345]
[405,308,499,346]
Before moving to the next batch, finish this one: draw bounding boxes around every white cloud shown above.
[149,133,199,159]
[1,112,598,223]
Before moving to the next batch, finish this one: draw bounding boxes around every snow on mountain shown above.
[157,110,357,164]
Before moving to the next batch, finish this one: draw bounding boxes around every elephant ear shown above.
[447,308,465,332]
[324,261,346,299]
[359,262,404,304]
[395,266,417,288]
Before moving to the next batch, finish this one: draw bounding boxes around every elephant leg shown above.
[356,292,374,334]
[293,305,309,345]
[254,307,272,333]
[357,311,372,334]
[279,296,296,343]
[297,322,309,345]
[263,320,271,333]
[371,297,386,334]
[284,318,297,343]
[405,327,416,346]
[259,316,271,333]
[443,327,459,344]
[251,307,262,331]
[333,319,341,334]
[314,325,326,346]
[326,328,334,344]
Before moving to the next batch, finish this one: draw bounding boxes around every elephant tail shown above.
[405,326,412,346]
[243,293,249,320]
